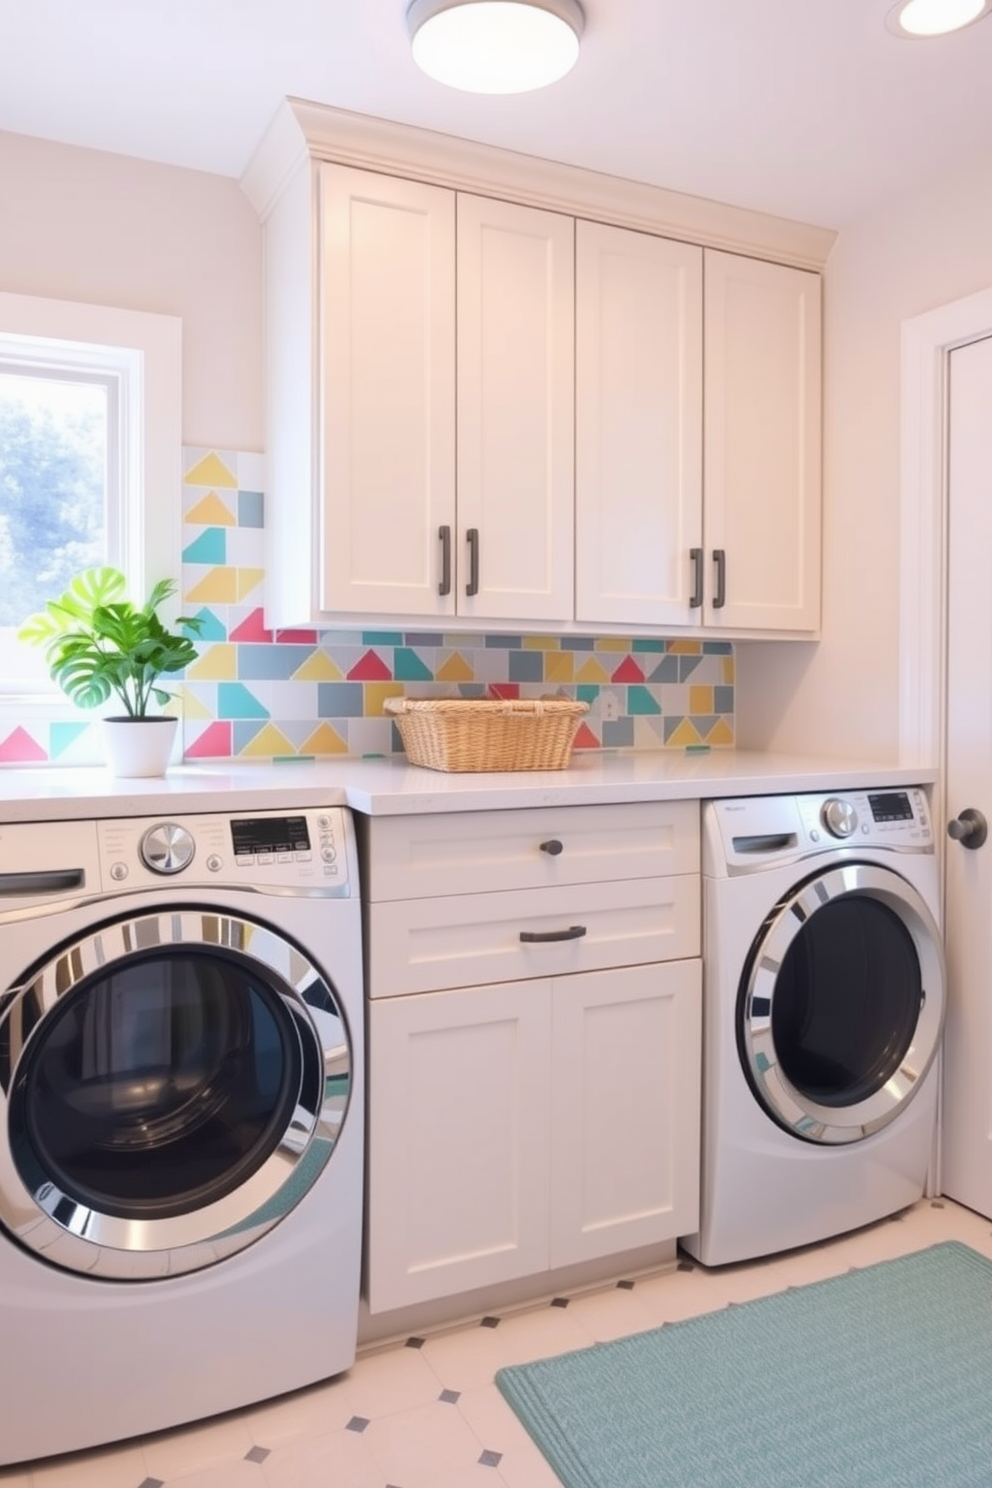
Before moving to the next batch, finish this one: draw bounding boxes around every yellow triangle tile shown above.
[545,652,575,683]
[177,686,213,720]
[241,723,298,758]
[302,722,349,755]
[236,568,265,600]
[523,636,559,650]
[722,656,736,684]
[365,682,406,716]
[186,567,238,603]
[667,639,703,655]
[576,656,611,683]
[188,644,237,680]
[186,491,237,526]
[437,652,475,682]
[186,452,238,488]
[292,651,344,681]
[705,717,735,745]
[667,718,704,747]
[594,637,632,652]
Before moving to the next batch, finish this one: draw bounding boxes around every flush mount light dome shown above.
[407,0,584,93]
[886,0,992,36]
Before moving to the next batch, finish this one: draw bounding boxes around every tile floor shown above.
[3,1197,991,1488]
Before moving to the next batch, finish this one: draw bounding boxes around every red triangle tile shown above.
[348,649,392,681]
[276,628,318,644]
[185,722,232,758]
[571,722,601,751]
[229,608,273,643]
[488,682,520,699]
[611,656,645,683]
[0,726,49,763]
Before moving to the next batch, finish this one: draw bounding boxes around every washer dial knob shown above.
[821,797,857,838]
[140,822,195,874]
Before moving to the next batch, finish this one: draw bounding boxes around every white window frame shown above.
[0,292,181,718]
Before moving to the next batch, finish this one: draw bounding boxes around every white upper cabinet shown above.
[575,221,703,628]
[320,165,456,619]
[703,250,822,632]
[457,195,574,623]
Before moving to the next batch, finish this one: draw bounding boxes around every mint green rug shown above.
[496,1242,992,1487]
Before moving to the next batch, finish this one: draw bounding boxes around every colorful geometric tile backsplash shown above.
[0,449,734,764]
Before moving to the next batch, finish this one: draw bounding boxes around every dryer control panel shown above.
[705,787,933,876]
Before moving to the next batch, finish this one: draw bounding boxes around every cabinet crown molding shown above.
[240,96,835,271]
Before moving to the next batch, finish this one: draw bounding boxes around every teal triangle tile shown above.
[218,683,270,719]
[193,607,227,641]
[577,684,600,704]
[49,721,91,758]
[394,647,435,681]
[182,528,227,564]
[361,630,404,646]
[632,638,667,652]
[628,685,662,715]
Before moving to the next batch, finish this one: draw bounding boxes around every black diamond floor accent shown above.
[346,1415,370,1433]
[479,1448,503,1467]
[245,1444,270,1463]
[616,1278,635,1290]
[480,1315,500,1329]
[931,1199,946,1209]
[439,1388,461,1404]
[550,1296,569,1308]
[138,1479,165,1488]
[405,1335,426,1348]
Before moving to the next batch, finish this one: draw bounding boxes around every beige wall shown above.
[0,129,261,451]
[737,144,992,761]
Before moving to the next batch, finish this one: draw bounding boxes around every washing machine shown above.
[0,803,364,1465]
[682,787,945,1268]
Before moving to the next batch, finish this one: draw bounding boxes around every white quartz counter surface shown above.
[0,751,938,823]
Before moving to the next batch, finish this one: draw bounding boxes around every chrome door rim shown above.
[739,863,945,1145]
[0,908,352,1279]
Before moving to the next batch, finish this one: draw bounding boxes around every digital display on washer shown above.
[867,792,914,823]
[231,816,311,855]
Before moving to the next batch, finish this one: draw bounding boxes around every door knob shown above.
[947,808,988,849]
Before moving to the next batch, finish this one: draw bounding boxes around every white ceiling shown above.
[2,0,992,228]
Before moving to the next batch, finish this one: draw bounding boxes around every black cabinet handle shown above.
[539,839,564,855]
[689,547,703,609]
[438,525,451,597]
[466,527,480,597]
[520,925,587,943]
[713,548,727,609]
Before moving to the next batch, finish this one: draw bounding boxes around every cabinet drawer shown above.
[366,874,699,997]
[363,800,699,901]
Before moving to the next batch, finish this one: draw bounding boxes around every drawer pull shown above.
[539,839,564,856]
[520,925,587,943]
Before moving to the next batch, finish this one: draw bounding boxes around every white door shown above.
[456,193,574,623]
[703,250,821,632]
[940,333,992,1216]
[574,221,703,628]
[319,165,456,618]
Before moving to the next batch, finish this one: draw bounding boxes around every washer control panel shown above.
[97,806,356,896]
[707,788,934,875]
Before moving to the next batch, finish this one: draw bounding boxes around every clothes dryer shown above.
[682,788,945,1267]
[0,804,363,1464]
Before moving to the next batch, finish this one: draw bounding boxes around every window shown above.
[0,293,181,709]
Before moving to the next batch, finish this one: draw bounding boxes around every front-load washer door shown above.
[737,863,945,1145]
[0,908,353,1278]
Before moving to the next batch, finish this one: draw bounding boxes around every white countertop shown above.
[0,751,938,822]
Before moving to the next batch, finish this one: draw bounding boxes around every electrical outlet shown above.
[600,690,620,722]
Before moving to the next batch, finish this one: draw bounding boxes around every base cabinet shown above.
[366,959,701,1314]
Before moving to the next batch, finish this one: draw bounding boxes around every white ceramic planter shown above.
[100,716,179,778]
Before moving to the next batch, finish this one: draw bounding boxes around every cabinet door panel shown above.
[320,165,456,617]
[367,981,552,1312]
[457,194,574,622]
[576,222,703,627]
[704,251,821,632]
[550,959,701,1267]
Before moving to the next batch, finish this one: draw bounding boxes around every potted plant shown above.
[18,565,203,777]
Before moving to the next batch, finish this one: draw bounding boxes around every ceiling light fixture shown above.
[407,0,584,94]
[886,0,992,36]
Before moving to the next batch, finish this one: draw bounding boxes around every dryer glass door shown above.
[0,909,353,1278]
[738,863,945,1145]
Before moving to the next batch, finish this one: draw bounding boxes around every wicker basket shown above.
[384,697,589,772]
